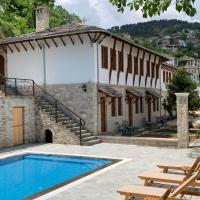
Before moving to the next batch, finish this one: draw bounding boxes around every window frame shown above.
[110,48,116,70]
[111,97,116,117]
[118,97,123,116]
[101,45,108,69]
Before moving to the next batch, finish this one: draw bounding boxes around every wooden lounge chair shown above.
[117,171,200,200]
[157,156,200,174]
[138,168,200,187]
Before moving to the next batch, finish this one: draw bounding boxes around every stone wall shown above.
[46,83,98,134]
[98,84,161,133]
[0,96,36,148]
[35,108,80,145]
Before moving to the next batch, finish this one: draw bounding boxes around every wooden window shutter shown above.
[110,49,116,70]
[118,97,122,116]
[134,57,138,74]
[101,46,108,69]
[135,98,139,114]
[118,51,124,72]
[111,97,116,117]
[146,60,150,77]
[127,54,132,73]
[163,71,166,82]
[140,58,144,76]
[151,62,155,78]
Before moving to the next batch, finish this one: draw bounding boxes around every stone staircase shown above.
[35,97,101,146]
[0,76,101,146]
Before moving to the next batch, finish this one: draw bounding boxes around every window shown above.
[118,51,124,72]
[135,98,139,114]
[163,71,166,82]
[169,72,172,81]
[127,54,132,73]
[140,97,143,113]
[101,46,108,69]
[134,57,138,74]
[110,49,116,70]
[151,62,155,78]
[118,97,122,116]
[146,60,150,77]
[153,98,156,112]
[140,58,144,76]
[156,64,159,78]
[166,72,169,83]
[111,97,116,117]
[157,98,160,111]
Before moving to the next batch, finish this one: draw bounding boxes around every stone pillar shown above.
[175,93,189,148]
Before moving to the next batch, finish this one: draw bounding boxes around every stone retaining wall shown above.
[0,96,36,148]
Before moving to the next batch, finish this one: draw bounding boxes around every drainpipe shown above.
[96,42,100,136]
[42,44,47,87]
[159,62,162,118]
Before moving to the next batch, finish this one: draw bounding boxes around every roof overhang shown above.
[99,86,122,98]
[126,88,143,97]
[146,89,162,98]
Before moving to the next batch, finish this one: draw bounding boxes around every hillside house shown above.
[0,6,171,148]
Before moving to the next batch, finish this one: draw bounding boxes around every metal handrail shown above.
[0,74,85,145]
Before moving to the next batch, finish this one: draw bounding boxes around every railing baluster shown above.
[32,81,35,96]
[80,119,82,146]
[55,100,58,123]
[4,78,7,96]
[15,79,17,96]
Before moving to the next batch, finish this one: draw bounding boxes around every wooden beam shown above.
[93,33,97,42]
[133,48,139,86]
[98,35,108,44]
[87,33,93,43]
[44,39,50,48]
[139,51,145,87]
[7,44,13,53]
[94,33,102,42]
[155,58,161,88]
[109,39,116,83]
[35,40,42,49]
[117,42,125,84]
[69,35,75,45]
[125,45,133,84]
[59,37,66,46]
[145,53,151,88]
[151,55,157,87]
[13,43,20,52]
[28,41,35,50]
[21,42,27,51]
[77,34,83,44]
[52,38,58,47]
[1,46,7,54]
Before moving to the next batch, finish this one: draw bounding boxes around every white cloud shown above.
[55,0,200,28]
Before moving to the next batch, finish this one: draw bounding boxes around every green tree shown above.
[163,68,200,118]
[109,0,197,18]
[0,0,82,39]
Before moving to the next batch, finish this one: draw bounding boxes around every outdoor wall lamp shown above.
[81,84,87,92]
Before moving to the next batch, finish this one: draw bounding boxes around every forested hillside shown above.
[110,20,200,60]
[0,0,82,39]
[110,20,200,37]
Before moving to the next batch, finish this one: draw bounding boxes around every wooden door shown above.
[128,99,133,125]
[13,107,24,146]
[148,100,151,122]
[100,97,106,132]
[0,55,4,76]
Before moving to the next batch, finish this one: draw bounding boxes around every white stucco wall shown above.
[7,34,96,85]
[98,37,161,89]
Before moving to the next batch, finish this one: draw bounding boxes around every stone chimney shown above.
[36,6,49,32]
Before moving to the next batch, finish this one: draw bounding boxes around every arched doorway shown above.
[45,129,53,143]
[0,55,4,76]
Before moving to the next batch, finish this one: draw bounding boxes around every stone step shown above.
[80,132,93,138]
[82,136,97,142]
[82,139,101,146]
[66,123,79,128]
[75,130,87,135]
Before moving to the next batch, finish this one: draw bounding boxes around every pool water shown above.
[0,153,113,200]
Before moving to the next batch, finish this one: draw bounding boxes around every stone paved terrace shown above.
[0,143,200,200]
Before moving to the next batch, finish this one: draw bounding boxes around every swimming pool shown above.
[0,153,118,200]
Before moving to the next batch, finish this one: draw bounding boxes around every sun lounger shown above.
[117,171,200,200]
[138,170,200,187]
[157,156,200,174]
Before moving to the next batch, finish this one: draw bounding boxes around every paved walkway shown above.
[0,143,200,200]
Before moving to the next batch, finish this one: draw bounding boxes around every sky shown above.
[55,0,200,29]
